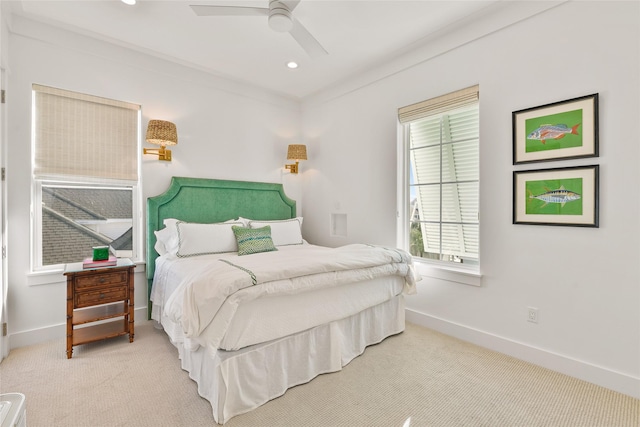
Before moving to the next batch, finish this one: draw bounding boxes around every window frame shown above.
[31,180,143,273]
[397,89,482,286]
[29,85,143,275]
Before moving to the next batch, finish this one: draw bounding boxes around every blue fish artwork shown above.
[527,123,580,144]
[529,186,581,208]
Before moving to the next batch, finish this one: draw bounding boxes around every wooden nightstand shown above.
[64,258,135,359]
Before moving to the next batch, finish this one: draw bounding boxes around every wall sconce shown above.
[144,120,177,161]
[285,144,307,174]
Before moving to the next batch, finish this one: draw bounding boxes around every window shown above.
[398,86,479,270]
[31,84,141,271]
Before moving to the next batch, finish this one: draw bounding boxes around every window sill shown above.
[27,260,146,286]
[413,260,482,287]
[27,268,66,286]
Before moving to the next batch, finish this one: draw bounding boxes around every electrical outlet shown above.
[527,307,539,323]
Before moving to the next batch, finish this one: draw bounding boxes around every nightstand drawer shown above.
[75,287,128,308]
[74,271,129,290]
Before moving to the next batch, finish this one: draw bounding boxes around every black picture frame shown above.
[512,94,599,165]
[513,165,599,227]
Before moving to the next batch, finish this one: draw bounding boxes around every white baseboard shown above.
[8,306,148,350]
[406,308,640,399]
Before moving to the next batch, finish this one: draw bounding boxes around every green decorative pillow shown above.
[232,225,278,256]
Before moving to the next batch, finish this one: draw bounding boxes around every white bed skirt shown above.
[166,295,405,424]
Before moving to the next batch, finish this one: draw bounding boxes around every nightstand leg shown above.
[128,312,134,342]
[66,276,74,359]
[128,275,134,343]
[66,327,73,359]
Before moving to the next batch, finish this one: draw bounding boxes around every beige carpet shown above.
[0,321,637,427]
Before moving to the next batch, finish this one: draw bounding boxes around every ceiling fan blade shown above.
[190,5,268,17]
[281,0,301,12]
[289,18,328,58]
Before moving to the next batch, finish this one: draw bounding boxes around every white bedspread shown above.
[162,244,417,350]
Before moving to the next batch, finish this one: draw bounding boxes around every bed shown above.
[147,177,417,424]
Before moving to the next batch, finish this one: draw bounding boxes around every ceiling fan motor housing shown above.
[268,0,293,32]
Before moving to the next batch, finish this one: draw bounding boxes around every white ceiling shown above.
[9,0,505,100]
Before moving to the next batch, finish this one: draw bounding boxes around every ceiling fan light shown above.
[268,10,293,32]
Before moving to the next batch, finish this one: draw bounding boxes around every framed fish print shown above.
[513,165,599,227]
[512,93,598,164]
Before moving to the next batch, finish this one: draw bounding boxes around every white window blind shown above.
[32,84,140,183]
[399,86,479,263]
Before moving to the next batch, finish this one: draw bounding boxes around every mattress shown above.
[150,244,408,351]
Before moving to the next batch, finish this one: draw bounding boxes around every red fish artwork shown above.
[527,123,580,144]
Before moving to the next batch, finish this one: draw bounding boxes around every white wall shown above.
[301,1,639,398]
[5,16,302,346]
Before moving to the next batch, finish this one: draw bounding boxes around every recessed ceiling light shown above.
[121,0,136,5]
[286,61,298,69]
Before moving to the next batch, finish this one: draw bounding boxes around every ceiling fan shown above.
[190,0,328,58]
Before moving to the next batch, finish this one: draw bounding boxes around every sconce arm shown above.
[143,146,172,161]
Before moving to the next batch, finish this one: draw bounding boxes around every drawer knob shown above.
[99,293,105,299]
[99,278,106,284]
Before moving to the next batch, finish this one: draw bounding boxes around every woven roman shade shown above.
[33,84,140,183]
[398,85,479,124]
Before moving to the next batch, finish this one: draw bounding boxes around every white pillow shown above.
[175,221,244,257]
[237,217,252,227]
[248,217,303,246]
[154,218,179,256]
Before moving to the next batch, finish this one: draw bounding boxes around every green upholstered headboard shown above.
[146,177,296,314]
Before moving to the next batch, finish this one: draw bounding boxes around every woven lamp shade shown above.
[146,120,178,146]
[287,144,307,161]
